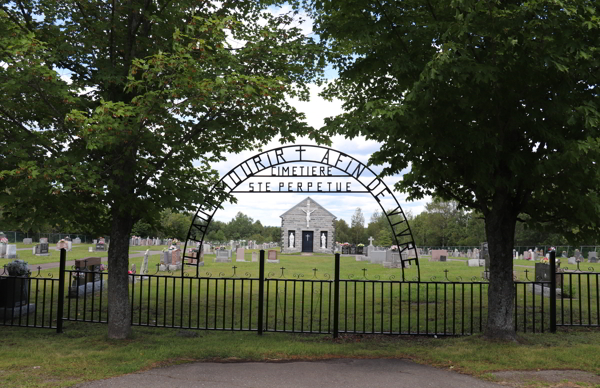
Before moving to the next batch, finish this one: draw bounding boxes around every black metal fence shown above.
[1,250,598,335]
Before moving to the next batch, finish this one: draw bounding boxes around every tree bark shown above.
[484,195,518,341]
[107,209,134,339]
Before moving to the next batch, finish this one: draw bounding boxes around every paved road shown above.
[77,359,503,388]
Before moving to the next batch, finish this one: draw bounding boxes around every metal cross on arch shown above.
[182,145,420,281]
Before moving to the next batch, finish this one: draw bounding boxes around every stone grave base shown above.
[267,259,280,264]
[528,284,563,298]
[0,303,36,319]
[68,280,106,298]
[300,253,313,256]
[158,264,182,271]
[356,256,364,261]
[236,259,247,262]
[383,262,392,268]
[467,259,485,267]
[35,253,49,257]
[214,258,231,263]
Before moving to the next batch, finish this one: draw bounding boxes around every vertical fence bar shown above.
[549,250,556,333]
[257,250,265,335]
[333,253,340,339]
[56,248,66,333]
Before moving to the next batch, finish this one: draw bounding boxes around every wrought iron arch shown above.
[182,145,420,280]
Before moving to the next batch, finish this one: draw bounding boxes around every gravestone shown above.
[561,251,568,258]
[369,249,386,264]
[440,255,447,262]
[69,257,106,297]
[35,243,49,256]
[467,259,481,267]
[215,249,231,263]
[480,242,489,271]
[534,262,562,287]
[159,251,168,271]
[22,238,33,245]
[252,251,258,262]
[0,243,6,258]
[40,238,48,243]
[568,257,577,265]
[236,247,246,262]
[589,252,598,263]
[430,249,448,262]
[267,249,279,263]
[6,244,17,259]
[574,249,582,262]
[169,248,182,271]
[73,237,82,244]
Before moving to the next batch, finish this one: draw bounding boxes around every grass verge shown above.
[0,323,598,387]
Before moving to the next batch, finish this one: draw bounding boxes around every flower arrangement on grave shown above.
[539,256,559,265]
[72,272,85,282]
[5,260,31,277]
[390,245,398,251]
[0,237,8,243]
[342,242,350,246]
[357,243,365,247]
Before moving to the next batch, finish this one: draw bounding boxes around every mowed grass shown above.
[0,322,599,388]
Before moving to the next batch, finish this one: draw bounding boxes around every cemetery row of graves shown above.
[0,237,598,337]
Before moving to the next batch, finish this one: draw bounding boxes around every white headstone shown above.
[7,244,17,259]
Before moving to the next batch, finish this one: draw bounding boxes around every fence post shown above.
[56,248,66,333]
[549,250,556,333]
[333,253,340,339]
[257,249,265,335]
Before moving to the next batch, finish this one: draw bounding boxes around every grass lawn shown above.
[0,323,598,388]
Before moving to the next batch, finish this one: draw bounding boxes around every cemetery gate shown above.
[182,145,420,280]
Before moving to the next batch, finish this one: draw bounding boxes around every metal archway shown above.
[182,145,420,280]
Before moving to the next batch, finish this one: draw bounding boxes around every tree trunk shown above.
[107,209,134,339]
[484,198,518,341]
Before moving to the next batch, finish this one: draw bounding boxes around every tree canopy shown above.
[0,0,327,338]
[310,0,600,339]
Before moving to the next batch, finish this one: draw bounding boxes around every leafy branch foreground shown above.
[0,323,598,388]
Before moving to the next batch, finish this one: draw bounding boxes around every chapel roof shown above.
[279,196,337,219]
